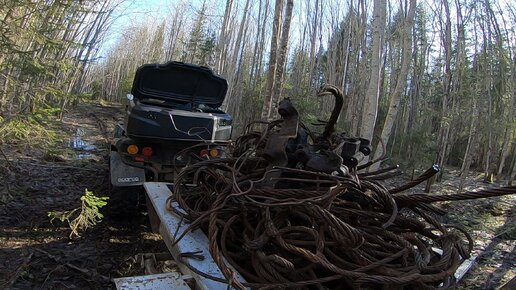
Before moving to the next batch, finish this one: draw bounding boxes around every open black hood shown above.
[131,62,228,108]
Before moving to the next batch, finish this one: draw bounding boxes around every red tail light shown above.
[142,147,153,157]
[200,149,209,158]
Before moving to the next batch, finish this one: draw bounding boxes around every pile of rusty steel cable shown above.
[166,85,516,290]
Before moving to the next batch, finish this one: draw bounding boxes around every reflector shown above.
[127,144,138,155]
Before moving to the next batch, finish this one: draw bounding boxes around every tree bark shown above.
[359,0,386,142]
[497,55,515,176]
[269,0,293,120]
[434,0,453,182]
[370,0,416,171]
[458,99,478,193]
[261,0,284,121]
[223,0,252,110]
[253,0,270,90]
[216,0,234,74]
[308,0,320,87]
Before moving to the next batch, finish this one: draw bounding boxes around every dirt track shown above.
[0,103,167,289]
[0,102,514,289]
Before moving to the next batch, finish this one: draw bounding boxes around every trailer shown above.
[113,182,246,289]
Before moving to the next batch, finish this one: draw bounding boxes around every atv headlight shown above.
[217,118,232,126]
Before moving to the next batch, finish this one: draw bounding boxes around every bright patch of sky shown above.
[99,0,171,57]
[98,0,515,64]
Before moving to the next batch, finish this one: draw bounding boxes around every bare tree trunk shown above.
[249,0,265,86]
[497,55,515,176]
[223,0,252,110]
[308,0,320,86]
[484,82,494,182]
[345,2,368,135]
[269,0,293,120]
[253,0,270,90]
[370,0,416,170]
[433,0,453,185]
[509,145,516,186]
[359,0,386,142]
[165,3,186,60]
[458,98,478,192]
[216,0,234,74]
[261,0,284,121]
[340,2,353,94]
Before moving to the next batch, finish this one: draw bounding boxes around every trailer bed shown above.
[142,182,245,289]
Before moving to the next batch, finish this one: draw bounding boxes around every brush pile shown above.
[167,85,516,289]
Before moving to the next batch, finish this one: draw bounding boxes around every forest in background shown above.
[0,0,515,184]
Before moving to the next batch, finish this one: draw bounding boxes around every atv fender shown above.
[110,151,145,187]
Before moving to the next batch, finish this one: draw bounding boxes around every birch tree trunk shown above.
[435,0,453,181]
[216,0,233,74]
[269,0,293,120]
[370,0,416,171]
[261,0,284,121]
[359,0,386,142]
[497,55,515,176]
[458,99,478,193]
[223,0,252,110]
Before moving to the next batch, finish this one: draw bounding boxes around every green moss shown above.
[0,109,62,149]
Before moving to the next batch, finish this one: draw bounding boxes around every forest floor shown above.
[0,102,514,289]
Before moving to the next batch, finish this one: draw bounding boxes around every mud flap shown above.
[110,151,145,187]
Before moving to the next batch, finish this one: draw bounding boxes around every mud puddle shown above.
[69,128,99,160]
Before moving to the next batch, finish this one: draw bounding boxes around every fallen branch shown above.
[0,146,13,169]
[1,251,33,288]
[14,160,103,172]
[35,248,110,282]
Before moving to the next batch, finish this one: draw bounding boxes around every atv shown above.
[109,62,233,211]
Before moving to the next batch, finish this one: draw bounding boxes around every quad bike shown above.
[108,62,233,213]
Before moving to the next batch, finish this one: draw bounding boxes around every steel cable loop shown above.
[358,164,400,177]
[388,165,441,194]
[164,110,515,289]
[394,186,516,204]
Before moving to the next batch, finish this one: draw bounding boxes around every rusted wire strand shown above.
[394,186,516,204]
[389,165,441,194]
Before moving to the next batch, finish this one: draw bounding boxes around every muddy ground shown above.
[0,102,514,289]
[0,102,168,289]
